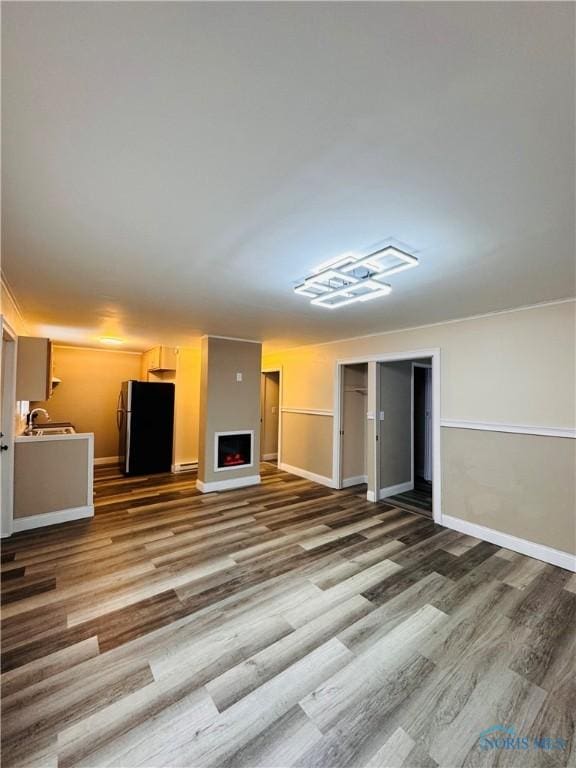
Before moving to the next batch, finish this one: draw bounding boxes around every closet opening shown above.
[338,363,368,489]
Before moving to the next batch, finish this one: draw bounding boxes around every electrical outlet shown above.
[236,372,243,382]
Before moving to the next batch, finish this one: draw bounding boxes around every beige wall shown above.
[264,301,576,554]
[379,361,412,490]
[173,348,201,466]
[265,301,575,426]
[442,428,575,552]
[198,337,262,484]
[33,346,141,459]
[282,412,333,479]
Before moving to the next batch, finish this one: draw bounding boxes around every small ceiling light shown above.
[99,336,124,345]
[294,245,418,309]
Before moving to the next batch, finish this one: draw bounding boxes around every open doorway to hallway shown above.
[260,370,280,463]
[379,357,433,517]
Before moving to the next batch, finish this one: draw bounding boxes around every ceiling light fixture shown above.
[99,336,124,345]
[294,245,418,309]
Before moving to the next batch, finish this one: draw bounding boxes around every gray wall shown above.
[198,337,262,484]
[379,361,412,490]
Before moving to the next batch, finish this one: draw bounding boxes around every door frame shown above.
[260,367,282,465]
[336,362,369,489]
[412,361,433,484]
[0,318,18,538]
[333,348,441,524]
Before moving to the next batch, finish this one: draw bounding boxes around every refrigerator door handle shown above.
[116,391,124,431]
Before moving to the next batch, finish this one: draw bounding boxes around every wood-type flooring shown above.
[1,462,574,767]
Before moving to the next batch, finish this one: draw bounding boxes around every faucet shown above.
[26,408,51,433]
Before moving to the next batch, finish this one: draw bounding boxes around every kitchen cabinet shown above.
[147,346,177,372]
[16,336,53,401]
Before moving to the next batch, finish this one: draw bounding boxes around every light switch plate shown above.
[379,411,385,421]
[236,372,243,382]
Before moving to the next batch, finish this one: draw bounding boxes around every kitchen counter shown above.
[15,432,93,443]
[13,432,94,532]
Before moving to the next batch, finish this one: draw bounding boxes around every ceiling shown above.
[2,2,574,352]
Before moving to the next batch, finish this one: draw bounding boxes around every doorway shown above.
[334,349,441,524]
[338,363,368,487]
[260,370,280,462]
[0,319,17,537]
[379,357,433,517]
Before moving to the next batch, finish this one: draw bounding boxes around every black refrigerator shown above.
[117,381,175,476]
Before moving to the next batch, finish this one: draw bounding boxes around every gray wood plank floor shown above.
[1,463,574,768]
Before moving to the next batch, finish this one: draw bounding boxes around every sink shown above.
[29,427,76,436]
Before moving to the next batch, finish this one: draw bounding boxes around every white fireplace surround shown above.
[214,430,255,472]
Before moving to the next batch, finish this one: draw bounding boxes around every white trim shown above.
[366,490,376,502]
[86,433,94,507]
[270,298,575,354]
[342,474,368,488]
[281,407,333,416]
[378,481,414,500]
[12,505,94,532]
[278,462,336,489]
[171,460,198,473]
[335,348,441,367]
[441,419,576,439]
[196,474,261,493]
[441,514,576,573]
[53,344,142,355]
[214,430,255,472]
[0,318,17,538]
[94,455,119,466]
[1,273,30,333]
[262,453,278,461]
[202,334,261,344]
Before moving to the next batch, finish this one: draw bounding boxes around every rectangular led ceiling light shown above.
[294,244,418,308]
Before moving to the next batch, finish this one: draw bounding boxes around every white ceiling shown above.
[2,2,574,352]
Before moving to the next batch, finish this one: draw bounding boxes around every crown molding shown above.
[0,272,29,333]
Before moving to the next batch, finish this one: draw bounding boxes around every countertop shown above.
[15,432,94,443]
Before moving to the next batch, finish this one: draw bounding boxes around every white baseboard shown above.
[172,460,198,473]
[378,481,414,500]
[196,475,261,493]
[262,453,278,461]
[342,475,368,488]
[366,490,376,502]
[94,456,119,466]
[278,462,336,489]
[442,514,576,572]
[12,505,94,533]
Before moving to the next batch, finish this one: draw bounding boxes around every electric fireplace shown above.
[215,431,254,472]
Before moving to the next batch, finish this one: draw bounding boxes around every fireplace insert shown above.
[215,431,253,471]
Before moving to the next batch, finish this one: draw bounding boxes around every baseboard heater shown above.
[172,461,198,473]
